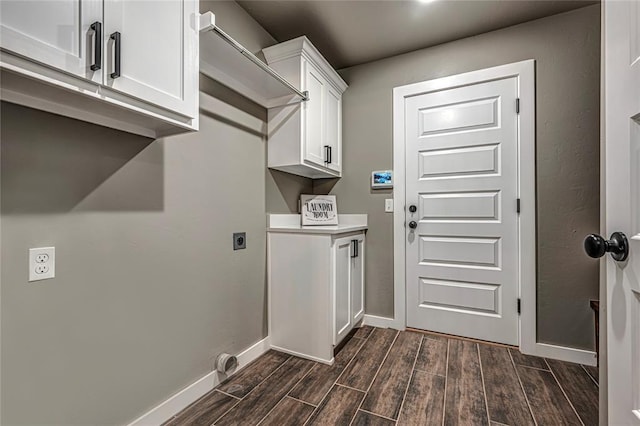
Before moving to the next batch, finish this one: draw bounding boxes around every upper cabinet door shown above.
[325,85,342,173]
[103,0,197,118]
[0,0,102,83]
[303,60,327,168]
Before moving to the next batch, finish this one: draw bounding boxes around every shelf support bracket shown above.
[199,12,216,33]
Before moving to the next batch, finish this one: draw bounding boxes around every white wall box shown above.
[267,214,366,364]
[263,37,348,179]
[0,0,199,138]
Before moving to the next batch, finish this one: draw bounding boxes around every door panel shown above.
[419,191,500,221]
[418,278,500,315]
[605,1,640,422]
[303,61,326,168]
[418,143,500,178]
[405,76,519,345]
[418,97,499,136]
[103,0,196,117]
[0,0,102,82]
[334,237,351,344]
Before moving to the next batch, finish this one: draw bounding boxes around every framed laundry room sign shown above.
[301,195,338,225]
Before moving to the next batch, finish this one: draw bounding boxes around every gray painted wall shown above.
[316,5,601,350]
[0,2,277,424]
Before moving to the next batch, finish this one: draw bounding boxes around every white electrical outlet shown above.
[385,199,394,212]
[29,247,55,282]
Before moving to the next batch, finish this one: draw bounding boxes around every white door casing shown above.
[393,60,536,349]
[604,0,640,423]
[0,0,102,83]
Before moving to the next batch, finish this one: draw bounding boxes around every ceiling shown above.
[237,0,598,69]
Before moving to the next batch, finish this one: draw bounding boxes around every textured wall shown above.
[322,5,601,350]
[0,1,277,424]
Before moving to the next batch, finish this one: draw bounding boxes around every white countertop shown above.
[267,214,368,235]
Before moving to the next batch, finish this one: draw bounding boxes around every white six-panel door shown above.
[405,75,520,345]
[604,0,640,423]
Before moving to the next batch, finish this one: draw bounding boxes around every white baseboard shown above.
[127,336,271,426]
[363,314,403,330]
[269,344,334,365]
[526,342,597,367]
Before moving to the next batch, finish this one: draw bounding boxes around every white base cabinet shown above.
[267,215,366,364]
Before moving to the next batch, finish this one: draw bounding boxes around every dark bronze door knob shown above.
[584,232,629,262]
[408,221,418,229]
[409,205,417,213]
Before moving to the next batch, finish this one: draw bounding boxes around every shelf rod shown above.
[199,12,309,104]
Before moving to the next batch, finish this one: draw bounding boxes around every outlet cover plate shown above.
[29,247,55,282]
[233,233,246,250]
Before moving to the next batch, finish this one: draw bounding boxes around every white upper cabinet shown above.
[0,0,102,83]
[263,36,347,179]
[103,0,197,118]
[0,0,198,138]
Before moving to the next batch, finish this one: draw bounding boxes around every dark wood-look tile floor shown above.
[164,326,598,425]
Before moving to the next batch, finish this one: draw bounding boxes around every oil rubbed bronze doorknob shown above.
[408,221,418,229]
[409,205,417,213]
[584,232,629,262]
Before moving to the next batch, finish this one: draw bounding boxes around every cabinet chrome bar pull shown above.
[110,31,121,79]
[90,22,102,71]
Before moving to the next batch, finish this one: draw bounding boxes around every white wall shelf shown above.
[199,12,308,108]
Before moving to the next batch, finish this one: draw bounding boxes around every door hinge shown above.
[516,98,520,114]
[517,298,521,315]
[517,198,521,214]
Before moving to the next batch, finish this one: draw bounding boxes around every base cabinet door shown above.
[0,0,102,82]
[334,237,352,344]
[351,235,365,324]
[333,233,366,344]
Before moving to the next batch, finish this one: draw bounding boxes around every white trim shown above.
[392,60,537,349]
[529,343,597,367]
[127,336,271,426]
[363,314,399,329]
[269,344,334,365]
